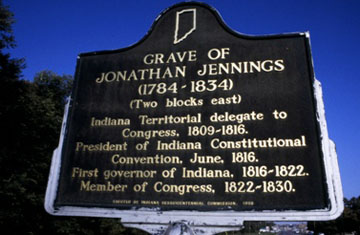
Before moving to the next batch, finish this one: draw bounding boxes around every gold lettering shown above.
[103,169,157,180]
[182,167,232,178]
[189,153,223,164]
[91,117,130,127]
[210,136,306,149]
[197,59,285,77]
[144,50,197,65]
[72,167,99,178]
[80,180,127,192]
[156,140,202,150]
[111,154,182,165]
[153,181,214,195]
[75,141,127,152]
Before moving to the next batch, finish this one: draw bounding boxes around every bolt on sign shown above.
[45,2,343,233]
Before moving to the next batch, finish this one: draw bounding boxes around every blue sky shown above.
[5,0,360,199]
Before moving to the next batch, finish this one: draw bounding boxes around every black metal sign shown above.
[45,2,343,226]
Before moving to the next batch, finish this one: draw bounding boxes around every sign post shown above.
[45,2,343,234]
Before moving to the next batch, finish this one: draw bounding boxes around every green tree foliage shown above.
[240,221,275,233]
[0,70,73,232]
[0,1,146,234]
[308,196,360,234]
[0,0,24,82]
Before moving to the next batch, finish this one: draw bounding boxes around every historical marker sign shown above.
[45,2,343,230]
